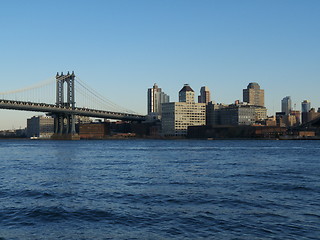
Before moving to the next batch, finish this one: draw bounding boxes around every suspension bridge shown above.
[0,72,146,139]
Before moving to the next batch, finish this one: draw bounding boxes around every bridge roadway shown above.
[0,99,147,122]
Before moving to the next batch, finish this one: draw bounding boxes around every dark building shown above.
[198,86,211,104]
[79,122,110,139]
[302,108,320,124]
[206,102,226,125]
[187,125,287,139]
[27,116,54,138]
[276,112,286,127]
[79,121,160,139]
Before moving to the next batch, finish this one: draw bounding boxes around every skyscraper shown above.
[147,83,169,117]
[243,82,264,107]
[179,84,195,103]
[281,96,292,115]
[301,100,311,113]
[301,100,312,124]
[198,86,211,104]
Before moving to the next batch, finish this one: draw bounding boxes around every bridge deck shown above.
[0,99,146,121]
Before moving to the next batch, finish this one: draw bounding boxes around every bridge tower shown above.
[52,71,79,139]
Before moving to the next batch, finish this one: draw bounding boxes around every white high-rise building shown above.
[162,84,206,136]
[281,96,292,115]
[147,83,169,119]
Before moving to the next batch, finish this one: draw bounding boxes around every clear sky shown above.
[0,0,319,130]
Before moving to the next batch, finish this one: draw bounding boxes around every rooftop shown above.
[179,84,194,92]
[247,82,260,90]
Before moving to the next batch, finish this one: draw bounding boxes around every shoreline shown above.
[1,136,320,141]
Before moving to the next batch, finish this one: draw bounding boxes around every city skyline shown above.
[1,0,320,129]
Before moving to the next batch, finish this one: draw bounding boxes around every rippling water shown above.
[0,139,319,239]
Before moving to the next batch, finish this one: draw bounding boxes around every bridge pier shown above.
[53,114,76,134]
[52,113,79,140]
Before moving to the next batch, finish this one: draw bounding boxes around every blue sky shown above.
[0,0,320,129]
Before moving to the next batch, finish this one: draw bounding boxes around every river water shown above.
[0,139,319,239]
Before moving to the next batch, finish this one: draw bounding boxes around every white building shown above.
[147,83,170,119]
[162,84,206,136]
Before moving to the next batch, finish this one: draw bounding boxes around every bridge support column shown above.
[52,71,79,140]
[52,113,79,140]
[66,114,76,135]
[55,115,64,134]
[71,114,76,134]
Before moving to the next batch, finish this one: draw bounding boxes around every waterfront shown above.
[0,140,319,239]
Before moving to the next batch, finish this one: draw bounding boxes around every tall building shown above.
[301,100,311,113]
[179,84,194,103]
[281,96,292,115]
[198,86,211,104]
[147,83,169,118]
[243,82,264,107]
[27,116,54,138]
[162,84,206,136]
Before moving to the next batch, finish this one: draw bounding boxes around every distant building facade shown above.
[147,83,169,119]
[219,104,267,126]
[188,125,287,139]
[162,84,206,136]
[302,108,320,124]
[207,102,267,126]
[27,116,54,138]
[198,86,211,104]
[283,114,298,127]
[79,122,110,139]
[276,112,286,127]
[206,102,227,126]
[265,116,277,126]
[290,110,301,126]
[276,110,300,127]
[301,100,312,124]
[301,100,311,113]
[281,96,292,115]
[243,82,264,107]
[76,116,92,124]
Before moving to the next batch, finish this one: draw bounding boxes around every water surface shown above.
[0,140,319,239]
